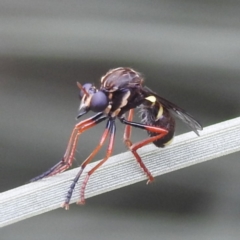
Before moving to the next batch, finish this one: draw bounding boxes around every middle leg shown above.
[62,119,115,209]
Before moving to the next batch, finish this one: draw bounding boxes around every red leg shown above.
[120,116,168,183]
[62,119,115,209]
[123,109,134,147]
[77,120,116,205]
[30,112,106,182]
[50,117,106,176]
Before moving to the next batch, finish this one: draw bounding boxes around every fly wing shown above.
[143,86,203,136]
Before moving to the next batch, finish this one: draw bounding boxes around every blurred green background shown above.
[1,0,240,239]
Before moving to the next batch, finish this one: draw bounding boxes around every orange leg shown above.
[78,120,116,205]
[123,109,134,148]
[30,112,106,182]
[62,119,116,209]
[121,115,168,183]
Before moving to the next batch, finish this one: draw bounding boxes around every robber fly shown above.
[30,67,202,209]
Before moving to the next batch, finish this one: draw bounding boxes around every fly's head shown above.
[77,82,109,118]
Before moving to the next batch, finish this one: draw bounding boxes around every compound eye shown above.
[79,83,93,98]
[90,91,108,112]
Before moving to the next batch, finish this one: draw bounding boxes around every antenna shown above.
[77,82,89,97]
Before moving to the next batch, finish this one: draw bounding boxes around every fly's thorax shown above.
[100,67,143,92]
[106,89,132,117]
[99,68,146,117]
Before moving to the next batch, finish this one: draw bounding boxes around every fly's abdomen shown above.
[140,106,175,147]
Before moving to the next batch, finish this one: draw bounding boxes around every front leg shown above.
[30,112,106,182]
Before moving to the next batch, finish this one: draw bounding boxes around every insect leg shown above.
[62,119,115,209]
[77,120,116,205]
[123,111,154,181]
[123,109,134,147]
[50,114,108,176]
[120,117,168,183]
[30,112,106,182]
